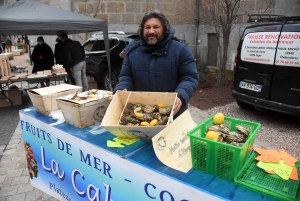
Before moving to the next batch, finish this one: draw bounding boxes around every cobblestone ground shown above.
[0,123,59,201]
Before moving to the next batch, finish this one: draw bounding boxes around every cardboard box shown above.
[0,89,22,107]
[101,91,177,140]
[88,77,98,90]
[52,68,65,73]
[57,90,112,128]
[27,84,82,116]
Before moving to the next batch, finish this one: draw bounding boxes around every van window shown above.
[83,40,96,52]
[274,32,300,67]
[241,32,278,65]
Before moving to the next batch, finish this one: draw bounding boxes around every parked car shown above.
[83,31,139,90]
[231,14,300,117]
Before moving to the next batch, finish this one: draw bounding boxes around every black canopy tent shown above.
[0,0,113,90]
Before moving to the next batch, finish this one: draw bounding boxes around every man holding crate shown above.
[112,10,199,117]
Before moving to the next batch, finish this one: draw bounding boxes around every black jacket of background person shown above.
[54,40,70,70]
[63,39,85,68]
[31,43,54,73]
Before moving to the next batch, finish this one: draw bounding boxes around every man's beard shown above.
[144,34,163,46]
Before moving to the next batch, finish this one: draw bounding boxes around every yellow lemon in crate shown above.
[205,131,219,141]
[213,112,224,125]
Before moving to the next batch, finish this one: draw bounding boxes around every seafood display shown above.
[24,142,38,179]
[206,124,251,147]
[63,90,112,101]
[119,103,172,126]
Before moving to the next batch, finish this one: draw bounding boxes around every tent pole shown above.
[28,40,32,66]
[103,27,112,91]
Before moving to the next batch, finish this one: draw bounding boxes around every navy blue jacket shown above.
[114,27,199,116]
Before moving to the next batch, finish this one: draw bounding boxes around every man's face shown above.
[143,18,164,46]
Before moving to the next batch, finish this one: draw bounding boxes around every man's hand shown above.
[173,97,182,115]
[109,89,127,101]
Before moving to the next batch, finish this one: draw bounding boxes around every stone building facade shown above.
[1,0,300,69]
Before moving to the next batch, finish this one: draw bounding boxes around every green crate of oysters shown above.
[187,113,261,181]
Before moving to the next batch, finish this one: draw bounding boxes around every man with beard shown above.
[112,9,198,118]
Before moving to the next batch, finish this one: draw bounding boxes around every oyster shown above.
[151,112,162,121]
[230,142,244,147]
[77,92,89,99]
[71,93,78,100]
[133,103,143,110]
[221,131,246,143]
[120,116,140,125]
[140,113,154,122]
[207,124,230,134]
[142,105,158,113]
[119,102,171,126]
[127,123,139,126]
[221,134,238,143]
[229,131,246,142]
[159,107,171,115]
[158,115,169,125]
[88,89,98,94]
[236,125,250,136]
[126,103,134,110]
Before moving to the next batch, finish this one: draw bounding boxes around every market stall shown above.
[17,84,300,201]
[20,105,300,201]
[0,0,113,90]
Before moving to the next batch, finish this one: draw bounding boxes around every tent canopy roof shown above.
[0,0,107,35]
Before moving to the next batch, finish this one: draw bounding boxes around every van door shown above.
[234,24,284,100]
[270,23,300,106]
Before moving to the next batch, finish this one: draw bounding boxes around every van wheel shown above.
[236,100,253,110]
[104,70,117,91]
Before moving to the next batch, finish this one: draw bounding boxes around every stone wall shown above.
[2,0,299,70]
[71,0,195,25]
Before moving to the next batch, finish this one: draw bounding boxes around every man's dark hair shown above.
[60,32,68,40]
[37,36,44,42]
[138,9,171,35]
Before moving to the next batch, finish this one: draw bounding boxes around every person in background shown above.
[59,32,88,91]
[5,36,12,53]
[54,31,75,85]
[1,40,5,53]
[22,35,29,53]
[112,9,199,117]
[31,36,54,87]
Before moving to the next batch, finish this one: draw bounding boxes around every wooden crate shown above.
[0,89,22,107]
[12,50,23,56]
[0,53,14,60]
[57,90,112,128]
[0,58,11,78]
[27,84,82,116]
[101,91,177,140]
[52,68,65,73]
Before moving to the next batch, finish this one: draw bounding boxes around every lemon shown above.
[134,107,142,113]
[205,131,219,141]
[134,113,143,118]
[213,113,224,125]
[157,103,166,108]
[149,119,158,126]
[140,122,150,126]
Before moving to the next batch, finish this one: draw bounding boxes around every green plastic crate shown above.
[187,115,261,181]
[234,152,300,201]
